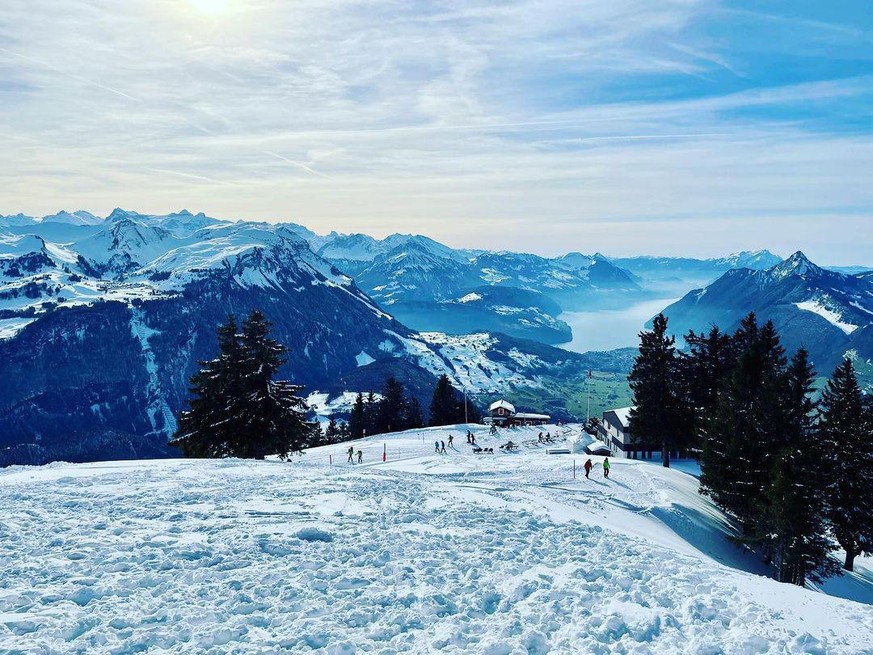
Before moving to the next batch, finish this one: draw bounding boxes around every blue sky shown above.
[1,0,871,263]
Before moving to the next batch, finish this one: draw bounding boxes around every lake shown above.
[558,297,680,353]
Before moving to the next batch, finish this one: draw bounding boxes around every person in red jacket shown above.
[584,459,593,479]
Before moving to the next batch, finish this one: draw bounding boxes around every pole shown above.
[330,454,332,466]
[383,443,386,462]
[586,372,591,423]
[464,388,468,424]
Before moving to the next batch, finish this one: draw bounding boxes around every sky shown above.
[1,0,871,264]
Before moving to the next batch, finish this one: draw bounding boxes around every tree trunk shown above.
[844,550,856,572]
[662,441,670,467]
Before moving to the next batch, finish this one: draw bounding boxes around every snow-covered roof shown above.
[514,412,550,420]
[489,399,516,414]
[607,406,634,427]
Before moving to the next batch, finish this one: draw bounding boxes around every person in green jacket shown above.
[603,457,610,478]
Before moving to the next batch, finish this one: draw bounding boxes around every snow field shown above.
[1,424,872,654]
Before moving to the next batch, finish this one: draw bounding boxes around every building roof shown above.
[489,399,516,414]
[606,406,634,427]
[514,412,550,420]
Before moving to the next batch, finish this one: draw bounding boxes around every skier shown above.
[603,457,610,479]
[448,435,454,448]
[356,449,363,464]
[435,440,440,453]
[440,440,447,454]
[584,458,593,479]
[347,446,354,463]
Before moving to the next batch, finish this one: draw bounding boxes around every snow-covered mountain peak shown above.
[770,251,821,280]
[317,233,383,261]
[106,208,144,223]
[41,210,103,226]
[0,213,37,227]
[722,249,782,269]
[556,252,597,269]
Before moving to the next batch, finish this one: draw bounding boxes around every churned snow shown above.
[1,423,871,654]
[795,300,858,335]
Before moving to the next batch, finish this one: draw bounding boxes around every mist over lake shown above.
[559,298,680,353]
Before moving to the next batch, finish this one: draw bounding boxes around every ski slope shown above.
[1,424,872,654]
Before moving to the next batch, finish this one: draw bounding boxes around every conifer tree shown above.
[171,315,245,457]
[324,415,341,443]
[349,392,366,439]
[364,391,378,436]
[234,311,312,459]
[429,374,458,426]
[700,315,787,531]
[171,311,312,460]
[764,349,837,585]
[404,396,424,430]
[697,315,761,507]
[819,358,873,571]
[628,313,686,467]
[377,377,407,434]
[681,325,734,433]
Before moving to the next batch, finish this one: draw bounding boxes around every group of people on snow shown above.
[342,428,612,480]
[583,457,609,479]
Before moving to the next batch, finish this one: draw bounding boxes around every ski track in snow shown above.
[1,425,872,654]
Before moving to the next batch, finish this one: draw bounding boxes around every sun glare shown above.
[186,0,233,17]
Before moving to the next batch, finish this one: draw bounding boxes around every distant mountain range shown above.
[658,251,873,374]
[0,209,628,466]
[610,250,786,295]
[311,233,644,343]
[3,209,869,467]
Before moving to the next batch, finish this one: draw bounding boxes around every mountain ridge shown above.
[656,250,873,372]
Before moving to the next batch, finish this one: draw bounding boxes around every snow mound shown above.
[296,527,334,543]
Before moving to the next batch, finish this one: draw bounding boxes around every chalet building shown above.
[599,406,684,460]
[487,399,550,427]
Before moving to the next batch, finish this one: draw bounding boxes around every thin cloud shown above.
[263,151,330,178]
[147,168,225,185]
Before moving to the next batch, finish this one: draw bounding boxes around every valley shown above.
[1,209,871,467]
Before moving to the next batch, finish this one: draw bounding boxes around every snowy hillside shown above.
[2,424,871,654]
